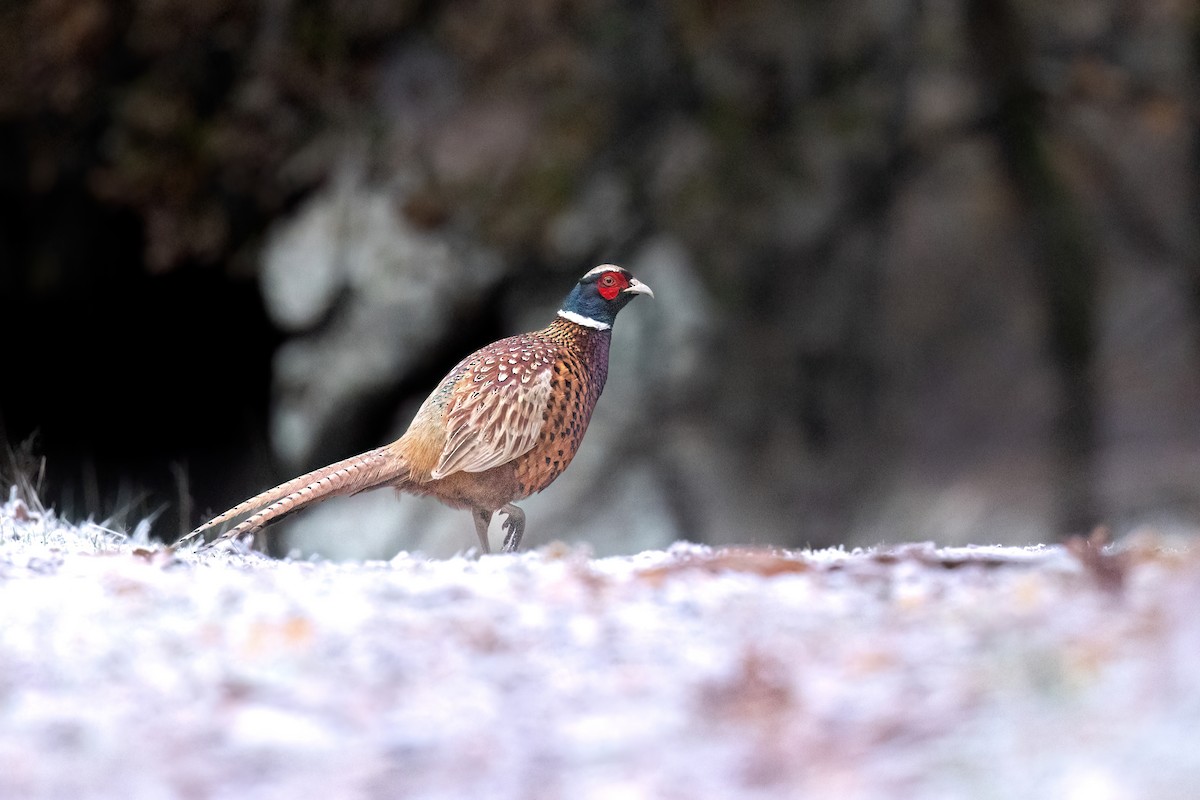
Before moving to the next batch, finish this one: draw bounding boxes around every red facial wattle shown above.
[597,271,629,301]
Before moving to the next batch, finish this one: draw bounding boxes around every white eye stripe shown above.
[582,264,626,280]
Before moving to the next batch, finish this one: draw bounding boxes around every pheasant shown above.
[180,264,653,554]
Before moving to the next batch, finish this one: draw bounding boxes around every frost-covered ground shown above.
[2,488,1199,800]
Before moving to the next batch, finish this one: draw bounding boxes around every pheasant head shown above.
[557,264,654,331]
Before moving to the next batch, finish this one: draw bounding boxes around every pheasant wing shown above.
[431,345,556,478]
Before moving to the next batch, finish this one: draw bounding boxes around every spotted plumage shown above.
[180,264,653,554]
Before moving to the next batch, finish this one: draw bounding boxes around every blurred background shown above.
[1,0,1197,557]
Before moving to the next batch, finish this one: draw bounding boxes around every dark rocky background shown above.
[2,0,1198,556]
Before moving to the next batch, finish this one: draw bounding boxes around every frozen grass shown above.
[2,485,1199,799]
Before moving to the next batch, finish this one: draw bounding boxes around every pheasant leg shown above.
[472,508,493,554]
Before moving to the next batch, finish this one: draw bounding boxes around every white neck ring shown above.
[557,309,611,330]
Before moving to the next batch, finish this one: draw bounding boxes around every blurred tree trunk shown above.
[966,0,1099,537]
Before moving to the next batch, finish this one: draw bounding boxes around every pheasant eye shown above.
[597,272,622,300]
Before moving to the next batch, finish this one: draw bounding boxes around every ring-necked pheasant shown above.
[180,264,653,554]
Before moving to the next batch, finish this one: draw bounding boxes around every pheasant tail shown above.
[178,444,410,546]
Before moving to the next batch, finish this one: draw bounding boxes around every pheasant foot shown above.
[500,503,526,552]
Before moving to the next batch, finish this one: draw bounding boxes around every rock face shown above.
[259,174,502,469]
[2,1,1198,554]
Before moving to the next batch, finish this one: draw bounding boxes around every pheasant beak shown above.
[622,278,654,299]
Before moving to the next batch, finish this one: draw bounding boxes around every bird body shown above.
[182,265,651,553]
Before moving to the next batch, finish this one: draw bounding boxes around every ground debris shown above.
[1065,526,1129,594]
[2,498,1198,799]
[634,546,812,584]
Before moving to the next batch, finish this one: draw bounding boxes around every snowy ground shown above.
[2,488,1199,800]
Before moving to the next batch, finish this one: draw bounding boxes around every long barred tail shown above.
[176,445,409,547]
